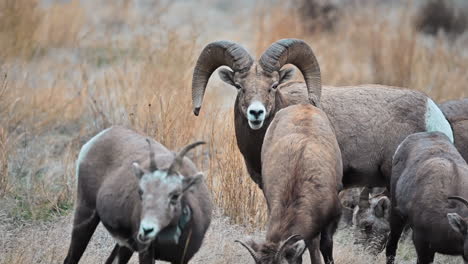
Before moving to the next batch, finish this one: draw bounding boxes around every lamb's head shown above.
[132,140,205,245]
[192,39,321,130]
[236,235,306,264]
[353,188,391,254]
[447,196,468,262]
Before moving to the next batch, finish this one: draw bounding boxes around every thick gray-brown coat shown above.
[192,40,453,191]
[386,132,468,264]
[440,98,468,161]
[240,104,343,264]
[63,126,212,264]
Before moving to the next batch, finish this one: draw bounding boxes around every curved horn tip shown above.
[193,107,201,116]
[448,196,468,207]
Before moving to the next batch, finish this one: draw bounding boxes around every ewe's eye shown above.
[170,193,180,205]
[234,82,242,90]
[271,82,279,90]
[138,189,143,199]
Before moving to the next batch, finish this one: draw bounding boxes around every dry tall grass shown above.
[0,0,467,263]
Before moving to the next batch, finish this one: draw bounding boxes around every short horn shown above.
[146,139,158,171]
[235,240,260,263]
[192,41,253,116]
[448,196,468,208]
[359,187,370,209]
[168,141,206,175]
[260,39,321,106]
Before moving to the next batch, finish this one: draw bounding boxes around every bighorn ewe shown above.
[440,98,468,161]
[386,132,468,264]
[191,39,454,189]
[237,104,343,264]
[63,126,212,264]
[352,187,391,254]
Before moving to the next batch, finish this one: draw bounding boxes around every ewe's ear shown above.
[283,240,306,260]
[447,213,467,235]
[182,173,203,192]
[375,197,391,219]
[218,68,236,87]
[279,68,295,84]
[132,162,145,180]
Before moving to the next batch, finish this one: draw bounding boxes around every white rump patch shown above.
[76,127,112,181]
[425,98,454,143]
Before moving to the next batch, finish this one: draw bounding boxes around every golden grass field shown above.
[0,0,466,263]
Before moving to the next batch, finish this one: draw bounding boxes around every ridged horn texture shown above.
[192,41,254,116]
[235,240,260,263]
[259,39,322,106]
[168,141,206,175]
[146,139,158,172]
[448,196,468,208]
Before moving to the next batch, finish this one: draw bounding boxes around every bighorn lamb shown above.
[386,132,468,264]
[63,126,212,264]
[237,104,343,264]
[191,39,454,189]
[440,98,468,161]
[352,188,391,254]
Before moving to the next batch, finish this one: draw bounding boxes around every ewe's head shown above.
[447,196,468,262]
[192,39,321,130]
[353,188,391,254]
[132,140,204,245]
[236,235,306,264]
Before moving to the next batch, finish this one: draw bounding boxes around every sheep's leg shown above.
[307,236,322,264]
[105,244,133,264]
[413,231,435,264]
[320,219,338,264]
[385,211,406,264]
[138,245,155,264]
[63,205,100,264]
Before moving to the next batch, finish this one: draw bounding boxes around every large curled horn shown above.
[359,187,371,209]
[259,39,321,106]
[146,139,158,171]
[168,141,206,175]
[448,196,468,208]
[192,41,254,116]
[276,234,302,259]
[235,240,260,263]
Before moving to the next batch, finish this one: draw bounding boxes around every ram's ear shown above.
[279,68,295,84]
[218,68,236,87]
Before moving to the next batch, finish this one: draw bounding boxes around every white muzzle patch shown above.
[138,218,160,244]
[247,101,266,130]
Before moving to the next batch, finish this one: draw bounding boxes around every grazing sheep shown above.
[440,98,468,161]
[63,126,212,264]
[237,104,343,264]
[386,132,468,264]
[191,39,454,190]
[352,187,391,254]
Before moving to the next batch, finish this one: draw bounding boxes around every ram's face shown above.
[218,63,295,130]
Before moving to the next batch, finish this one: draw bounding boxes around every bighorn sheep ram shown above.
[386,132,468,264]
[191,39,454,189]
[63,126,212,264]
[440,98,468,161]
[237,104,343,264]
